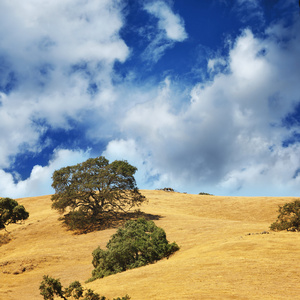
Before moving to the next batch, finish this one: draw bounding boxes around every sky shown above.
[0,0,300,198]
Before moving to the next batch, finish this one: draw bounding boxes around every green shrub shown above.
[270,199,300,231]
[90,218,179,281]
[39,275,129,300]
[39,275,65,300]
[64,281,84,299]
[0,197,29,230]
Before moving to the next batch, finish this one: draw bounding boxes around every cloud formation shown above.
[141,0,187,63]
[106,19,300,196]
[0,0,128,166]
[144,1,188,42]
[0,149,90,198]
[0,0,299,198]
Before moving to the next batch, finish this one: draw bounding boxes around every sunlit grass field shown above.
[1,190,300,299]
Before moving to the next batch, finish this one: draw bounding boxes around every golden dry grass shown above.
[1,190,300,299]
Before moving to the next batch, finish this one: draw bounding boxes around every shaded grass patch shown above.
[60,210,162,234]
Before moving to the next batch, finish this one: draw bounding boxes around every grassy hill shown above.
[1,190,300,300]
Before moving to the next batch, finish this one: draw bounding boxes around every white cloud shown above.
[0,149,90,198]
[219,144,300,196]
[0,92,42,168]
[103,139,158,188]
[0,0,128,66]
[142,1,187,63]
[144,1,187,42]
[0,0,128,167]
[112,20,300,195]
[207,57,227,74]
[0,0,299,198]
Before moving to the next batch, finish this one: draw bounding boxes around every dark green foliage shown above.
[51,156,146,231]
[39,276,128,300]
[90,218,179,280]
[81,289,102,300]
[198,192,213,195]
[62,209,95,231]
[39,275,66,300]
[0,197,29,230]
[270,199,300,231]
[64,281,84,299]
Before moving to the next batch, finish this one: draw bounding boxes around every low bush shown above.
[39,275,130,300]
[270,199,300,231]
[90,218,179,281]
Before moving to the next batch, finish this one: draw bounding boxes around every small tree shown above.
[39,275,66,300]
[270,199,300,231]
[39,275,130,300]
[0,197,29,230]
[64,281,84,299]
[90,218,179,280]
[51,156,146,230]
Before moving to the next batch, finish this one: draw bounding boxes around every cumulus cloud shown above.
[0,149,90,198]
[103,139,160,188]
[219,144,300,196]
[0,0,128,168]
[1,0,299,198]
[0,0,128,66]
[112,19,300,196]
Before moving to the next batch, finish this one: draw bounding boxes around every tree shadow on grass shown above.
[59,210,163,234]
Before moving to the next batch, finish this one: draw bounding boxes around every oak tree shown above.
[0,197,29,230]
[270,199,300,231]
[51,156,146,229]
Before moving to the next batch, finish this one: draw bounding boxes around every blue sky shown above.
[0,0,299,197]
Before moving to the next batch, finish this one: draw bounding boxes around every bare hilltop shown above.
[1,190,300,300]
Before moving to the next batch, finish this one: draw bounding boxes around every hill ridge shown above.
[1,191,300,299]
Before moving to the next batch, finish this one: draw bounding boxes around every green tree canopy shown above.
[51,156,146,229]
[39,275,65,300]
[0,197,29,230]
[90,218,179,280]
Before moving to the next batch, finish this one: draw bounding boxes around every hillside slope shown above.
[1,191,300,299]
